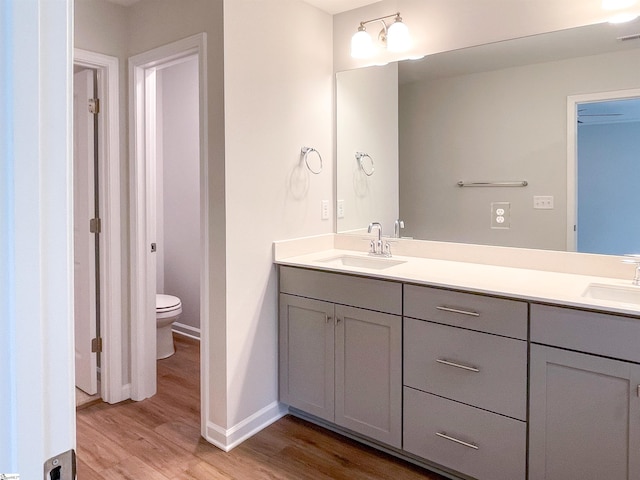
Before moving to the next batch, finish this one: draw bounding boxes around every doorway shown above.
[567,89,640,253]
[73,49,124,405]
[128,34,209,422]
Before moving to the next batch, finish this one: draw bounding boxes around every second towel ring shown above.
[301,147,323,174]
[356,152,375,176]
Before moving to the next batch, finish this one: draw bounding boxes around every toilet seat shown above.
[156,294,181,313]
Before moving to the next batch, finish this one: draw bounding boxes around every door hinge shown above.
[91,337,103,353]
[88,98,99,114]
[89,218,101,234]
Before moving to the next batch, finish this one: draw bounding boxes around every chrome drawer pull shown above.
[436,432,479,450]
[436,358,480,373]
[436,306,480,317]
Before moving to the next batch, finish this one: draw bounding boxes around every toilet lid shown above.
[156,294,181,313]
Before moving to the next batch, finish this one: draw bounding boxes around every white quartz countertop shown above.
[275,248,640,316]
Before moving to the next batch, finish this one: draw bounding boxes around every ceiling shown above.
[302,0,381,14]
[104,0,381,14]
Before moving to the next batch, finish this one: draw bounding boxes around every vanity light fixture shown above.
[350,12,411,58]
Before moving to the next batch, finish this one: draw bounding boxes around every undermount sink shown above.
[318,254,406,270]
[582,283,640,306]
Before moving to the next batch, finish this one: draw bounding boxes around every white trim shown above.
[128,34,209,405]
[73,49,125,404]
[205,402,289,452]
[172,322,201,340]
[566,88,640,252]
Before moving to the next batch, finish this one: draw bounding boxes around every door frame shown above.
[128,34,209,404]
[566,87,640,251]
[74,49,124,403]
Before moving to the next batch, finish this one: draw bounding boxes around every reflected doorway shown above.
[567,90,640,253]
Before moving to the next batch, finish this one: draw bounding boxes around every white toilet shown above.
[156,294,182,359]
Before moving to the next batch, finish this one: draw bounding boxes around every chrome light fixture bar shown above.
[351,12,410,59]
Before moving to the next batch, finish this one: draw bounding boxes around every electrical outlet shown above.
[533,195,554,209]
[491,202,510,229]
[337,200,345,219]
[321,200,330,220]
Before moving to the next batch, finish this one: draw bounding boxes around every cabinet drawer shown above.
[404,318,527,420]
[404,284,527,339]
[280,266,402,315]
[531,304,640,363]
[404,387,526,480]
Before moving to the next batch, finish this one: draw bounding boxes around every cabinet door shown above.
[530,344,640,480]
[335,305,402,448]
[279,294,335,422]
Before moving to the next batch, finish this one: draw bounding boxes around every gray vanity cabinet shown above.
[529,304,640,480]
[403,284,528,480]
[279,267,402,448]
[279,294,335,422]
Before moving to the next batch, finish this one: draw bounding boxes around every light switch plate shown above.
[321,200,330,220]
[337,199,345,219]
[533,195,554,209]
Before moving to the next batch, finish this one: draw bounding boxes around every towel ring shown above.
[301,147,322,174]
[356,152,375,176]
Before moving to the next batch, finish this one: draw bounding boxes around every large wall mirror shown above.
[336,20,640,255]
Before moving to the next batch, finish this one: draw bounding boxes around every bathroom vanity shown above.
[275,240,640,480]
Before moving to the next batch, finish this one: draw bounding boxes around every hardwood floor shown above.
[77,335,447,479]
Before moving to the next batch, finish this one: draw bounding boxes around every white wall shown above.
[399,48,640,250]
[223,0,333,432]
[157,57,201,333]
[336,63,399,234]
[333,0,612,72]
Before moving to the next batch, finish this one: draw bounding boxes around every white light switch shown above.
[533,196,554,209]
[337,200,345,219]
[321,200,330,220]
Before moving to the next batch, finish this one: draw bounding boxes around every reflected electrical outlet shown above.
[491,202,511,229]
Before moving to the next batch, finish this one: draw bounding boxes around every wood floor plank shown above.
[78,334,447,480]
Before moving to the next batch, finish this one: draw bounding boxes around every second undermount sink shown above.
[318,254,406,270]
[582,283,640,306]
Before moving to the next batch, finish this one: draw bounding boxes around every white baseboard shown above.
[172,322,200,340]
[204,401,289,452]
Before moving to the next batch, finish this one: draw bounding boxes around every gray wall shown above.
[399,48,640,250]
[157,57,201,334]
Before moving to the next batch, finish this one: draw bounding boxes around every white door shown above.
[74,69,98,395]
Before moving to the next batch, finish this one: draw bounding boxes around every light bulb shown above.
[608,11,639,22]
[387,18,410,52]
[351,28,374,58]
[602,0,637,10]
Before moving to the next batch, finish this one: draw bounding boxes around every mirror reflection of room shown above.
[336,21,640,254]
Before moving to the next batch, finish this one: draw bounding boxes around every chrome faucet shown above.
[368,222,391,257]
[394,219,405,238]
